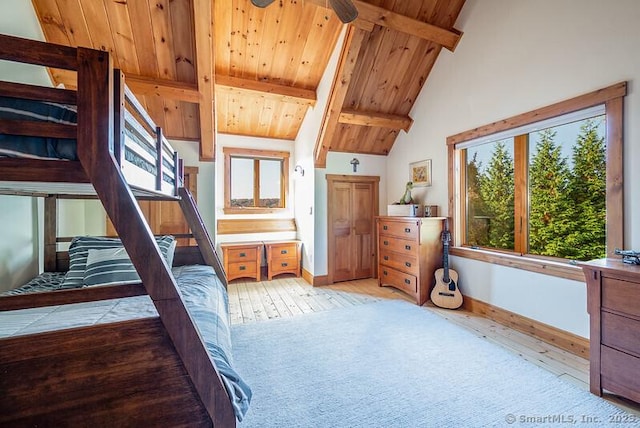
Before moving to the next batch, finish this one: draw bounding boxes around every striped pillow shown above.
[83,247,140,287]
[62,235,175,288]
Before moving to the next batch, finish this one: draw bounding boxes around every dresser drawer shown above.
[270,257,299,274]
[602,311,640,357]
[602,276,640,318]
[379,249,419,276]
[226,247,258,263]
[379,266,417,295]
[378,220,419,241]
[269,243,298,259]
[228,261,257,277]
[379,236,417,256]
[601,345,640,402]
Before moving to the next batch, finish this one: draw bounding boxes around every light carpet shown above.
[231,300,630,427]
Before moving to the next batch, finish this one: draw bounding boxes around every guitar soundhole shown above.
[239,252,246,257]
[239,266,246,271]
[404,228,410,233]
[404,279,410,284]
[405,245,411,250]
[405,262,411,267]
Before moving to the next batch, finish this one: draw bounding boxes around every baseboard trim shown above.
[462,295,590,359]
[301,268,329,286]
[301,268,313,285]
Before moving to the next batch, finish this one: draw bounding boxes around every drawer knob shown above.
[383,256,389,261]
[239,265,246,271]
[281,250,288,254]
[383,270,388,276]
[404,228,411,233]
[405,245,411,250]
[239,252,246,257]
[404,279,411,284]
[383,225,388,230]
[405,262,411,267]
[383,240,389,246]
[281,262,288,267]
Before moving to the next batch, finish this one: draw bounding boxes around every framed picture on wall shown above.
[409,159,432,187]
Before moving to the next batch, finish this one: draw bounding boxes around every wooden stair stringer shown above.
[178,186,228,287]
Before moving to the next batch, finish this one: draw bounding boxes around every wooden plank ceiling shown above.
[30,0,465,162]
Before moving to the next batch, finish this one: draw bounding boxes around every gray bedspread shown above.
[0,265,251,421]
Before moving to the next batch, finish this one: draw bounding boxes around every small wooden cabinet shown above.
[377,216,444,305]
[220,241,263,282]
[582,258,640,404]
[265,240,302,280]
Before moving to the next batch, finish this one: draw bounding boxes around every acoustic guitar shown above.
[431,227,463,309]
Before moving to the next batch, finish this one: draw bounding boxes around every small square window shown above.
[224,148,289,214]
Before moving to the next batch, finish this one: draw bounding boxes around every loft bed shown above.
[0,34,248,426]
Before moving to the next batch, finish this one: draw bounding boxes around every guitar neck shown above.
[442,231,450,283]
[442,240,450,283]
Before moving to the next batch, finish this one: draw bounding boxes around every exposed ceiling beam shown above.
[314,25,369,168]
[215,75,317,106]
[193,0,216,161]
[338,109,414,132]
[306,0,462,51]
[123,74,199,103]
[114,74,317,108]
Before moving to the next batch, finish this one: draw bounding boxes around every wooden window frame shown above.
[223,147,290,214]
[446,82,626,281]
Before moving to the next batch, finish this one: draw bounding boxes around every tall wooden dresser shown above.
[376,216,444,305]
[581,258,640,403]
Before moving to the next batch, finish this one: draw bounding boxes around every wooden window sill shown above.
[223,207,286,215]
[449,247,586,282]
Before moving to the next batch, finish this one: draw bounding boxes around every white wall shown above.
[0,0,50,291]
[294,27,347,276]
[386,0,640,338]
[215,134,297,245]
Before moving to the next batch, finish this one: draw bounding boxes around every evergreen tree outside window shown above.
[462,114,606,262]
[448,83,625,280]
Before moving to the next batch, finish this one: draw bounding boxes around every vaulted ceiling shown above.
[30,0,465,163]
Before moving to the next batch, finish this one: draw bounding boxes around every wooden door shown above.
[327,175,379,283]
[107,167,198,246]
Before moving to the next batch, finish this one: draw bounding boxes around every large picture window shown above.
[223,147,289,214]
[448,83,625,280]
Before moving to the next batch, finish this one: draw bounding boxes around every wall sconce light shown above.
[350,158,360,172]
[294,164,305,177]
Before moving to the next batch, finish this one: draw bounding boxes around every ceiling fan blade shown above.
[329,0,359,23]
[251,0,276,7]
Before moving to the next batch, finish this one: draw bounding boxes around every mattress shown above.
[0,264,251,420]
[0,96,174,185]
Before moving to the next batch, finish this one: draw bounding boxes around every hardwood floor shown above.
[227,275,640,417]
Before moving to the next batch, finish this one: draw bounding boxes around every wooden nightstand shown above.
[264,240,302,280]
[220,241,263,282]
